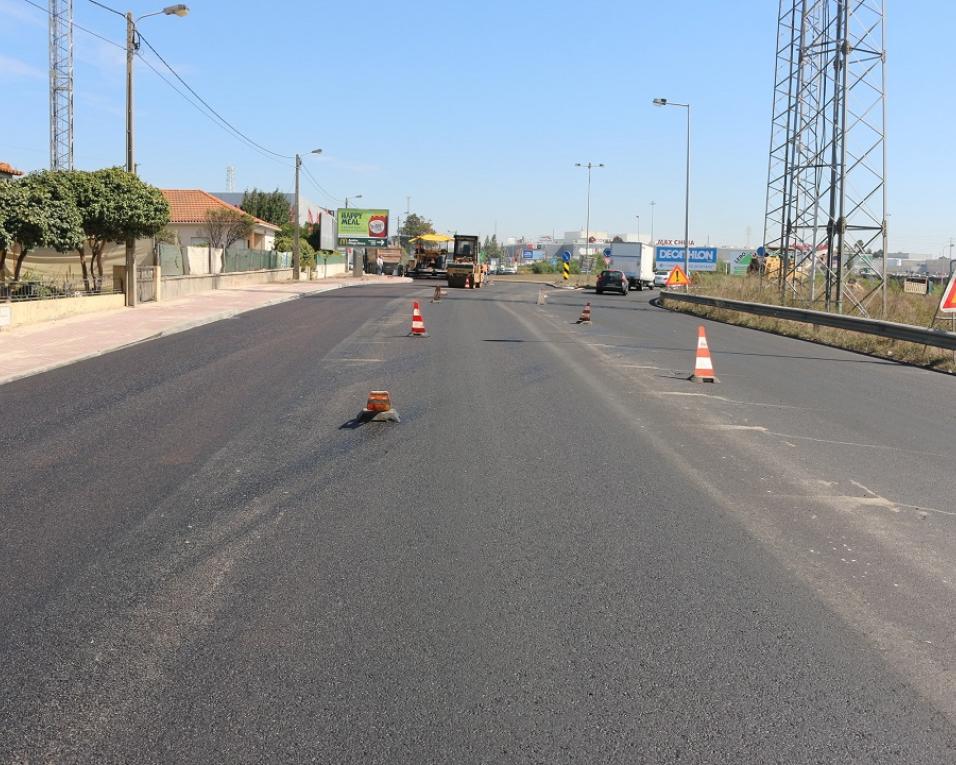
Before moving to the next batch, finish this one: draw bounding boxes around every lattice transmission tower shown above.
[49,0,74,170]
[762,0,887,315]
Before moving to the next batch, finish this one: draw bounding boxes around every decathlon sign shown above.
[655,246,718,272]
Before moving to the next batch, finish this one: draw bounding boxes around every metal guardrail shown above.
[660,291,956,351]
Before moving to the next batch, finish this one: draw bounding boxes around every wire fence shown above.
[0,275,121,303]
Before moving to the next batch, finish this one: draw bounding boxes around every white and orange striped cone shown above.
[431,285,442,303]
[690,325,718,383]
[576,302,592,324]
[410,302,429,337]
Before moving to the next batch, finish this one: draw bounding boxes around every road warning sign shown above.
[665,265,690,288]
[939,272,956,313]
[562,261,571,281]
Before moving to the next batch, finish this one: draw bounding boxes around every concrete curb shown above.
[0,278,407,387]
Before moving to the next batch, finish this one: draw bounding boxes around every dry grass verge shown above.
[666,274,956,374]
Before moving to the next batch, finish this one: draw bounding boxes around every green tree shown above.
[400,212,435,240]
[4,174,84,281]
[66,168,169,287]
[204,208,255,269]
[240,188,291,227]
[0,182,28,281]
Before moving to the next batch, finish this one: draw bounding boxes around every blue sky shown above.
[1,0,954,254]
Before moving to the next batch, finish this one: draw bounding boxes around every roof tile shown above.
[161,189,280,230]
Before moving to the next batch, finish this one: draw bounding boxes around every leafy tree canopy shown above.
[240,188,291,228]
[400,213,435,240]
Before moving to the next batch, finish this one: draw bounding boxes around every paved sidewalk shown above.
[0,275,409,386]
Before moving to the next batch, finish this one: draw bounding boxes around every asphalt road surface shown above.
[2,281,955,763]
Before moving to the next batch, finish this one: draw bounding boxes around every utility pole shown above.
[575,162,604,272]
[293,153,301,280]
[125,10,137,305]
[90,1,189,307]
[650,200,656,245]
[652,98,691,280]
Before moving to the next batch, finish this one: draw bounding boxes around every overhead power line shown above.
[19,0,295,169]
[135,32,293,162]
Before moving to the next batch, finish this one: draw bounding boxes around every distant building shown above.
[214,191,326,228]
[162,190,280,250]
[0,161,24,181]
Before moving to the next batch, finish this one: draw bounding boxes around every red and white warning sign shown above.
[665,265,690,288]
[939,272,956,314]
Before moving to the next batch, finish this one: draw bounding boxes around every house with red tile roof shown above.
[161,189,281,251]
[0,162,25,180]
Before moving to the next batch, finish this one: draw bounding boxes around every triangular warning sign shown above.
[939,272,956,314]
[665,265,690,287]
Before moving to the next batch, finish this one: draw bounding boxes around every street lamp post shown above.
[650,201,656,246]
[635,215,640,241]
[575,162,604,271]
[653,98,691,281]
[293,148,322,281]
[343,195,363,276]
[90,1,189,307]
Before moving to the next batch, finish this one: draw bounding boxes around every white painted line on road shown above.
[658,391,809,410]
[850,480,956,517]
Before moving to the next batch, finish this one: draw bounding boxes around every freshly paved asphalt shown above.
[2,281,955,763]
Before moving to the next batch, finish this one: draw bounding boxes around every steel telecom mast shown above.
[762,0,887,315]
[49,0,74,170]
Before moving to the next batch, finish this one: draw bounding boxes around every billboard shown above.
[726,250,755,276]
[655,246,718,272]
[336,208,389,247]
[318,209,336,251]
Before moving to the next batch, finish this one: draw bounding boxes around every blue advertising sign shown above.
[522,250,534,260]
[562,250,572,263]
[654,246,718,272]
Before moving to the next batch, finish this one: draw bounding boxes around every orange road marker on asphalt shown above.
[576,302,592,324]
[410,302,429,337]
[690,326,719,383]
[362,391,400,422]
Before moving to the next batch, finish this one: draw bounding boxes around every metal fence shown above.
[660,291,956,351]
[0,274,120,302]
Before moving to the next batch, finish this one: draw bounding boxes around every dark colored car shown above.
[595,269,629,295]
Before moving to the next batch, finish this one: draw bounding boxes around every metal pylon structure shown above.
[49,0,74,170]
[762,0,887,315]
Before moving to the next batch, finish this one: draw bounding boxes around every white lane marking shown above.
[849,480,956,517]
[658,392,807,409]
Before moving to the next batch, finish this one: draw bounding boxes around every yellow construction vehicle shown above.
[446,235,484,288]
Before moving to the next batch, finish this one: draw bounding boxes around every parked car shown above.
[653,270,670,288]
[499,263,518,275]
[595,269,629,295]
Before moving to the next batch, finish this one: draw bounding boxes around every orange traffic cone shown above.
[576,302,592,324]
[431,285,442,303]
[410,302,429,337]
[691,326,718,383]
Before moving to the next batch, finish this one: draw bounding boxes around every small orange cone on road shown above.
[362,390,400,422]
[365,390,392,412]
[431,285,443,302]
[410,302,429,337]
[691,325,719,383]
[576,302,592,324]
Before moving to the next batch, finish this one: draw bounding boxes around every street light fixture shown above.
[293,148,322,281]
[89,0,189,307]
[345,194,363,209]
[650,201,656,246]
[574,162,604,271]
[653,97,691,281]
